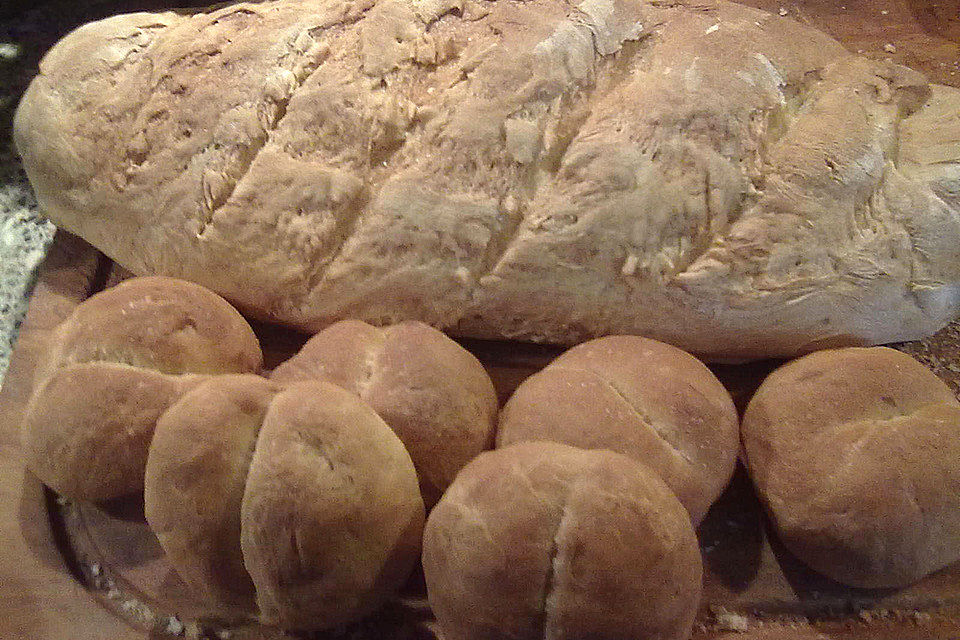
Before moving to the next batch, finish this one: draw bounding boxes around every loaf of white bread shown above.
[14,0,960,359]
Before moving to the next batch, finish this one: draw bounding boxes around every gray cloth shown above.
[0,19,54,387]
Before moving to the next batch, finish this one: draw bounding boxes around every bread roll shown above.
[741,347,960,588]
[145,376,425,630]
[14,0,960,359]
[271,319,497,506]
[23,276,262,500]
[422,441,702,640]
[498,336,738,524]
[144,374,279,614]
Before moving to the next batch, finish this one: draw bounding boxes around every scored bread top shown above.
[144,374,279,614]
[271,319,498,506]
[14,0,960,359]
[145,376,426,629]
[422,441,702,640]
[497,335,739,524]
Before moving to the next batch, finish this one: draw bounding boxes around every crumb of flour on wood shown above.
[710,605,750,632]
[164,616,185,636]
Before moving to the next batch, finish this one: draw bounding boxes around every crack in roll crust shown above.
[497,335,740,524]
[145,376,426,629]
[421,442,702,640]
[14,0,960,358]
[270,319,499,507]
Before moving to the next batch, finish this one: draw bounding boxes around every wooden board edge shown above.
[0,231,144,640]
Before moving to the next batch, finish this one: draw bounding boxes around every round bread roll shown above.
[422,441,702,640]
[741,347,960,588]
[144,375,279,614]
[497,336,739,524]
[270,319,498,506]
[23,276,263,501]
[145,376,425,630]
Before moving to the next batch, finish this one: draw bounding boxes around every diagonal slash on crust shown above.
[196,6,377,237]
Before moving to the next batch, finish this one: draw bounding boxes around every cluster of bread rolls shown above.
[21,276,498,630]
[21,276,960,636]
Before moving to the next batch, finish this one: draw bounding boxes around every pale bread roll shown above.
[422,441,702,640]
[270,319,497,506]
[34,275,262,378]
[497,335,739,524]
[145,377,425,630]
[742,347,960,588]
[23,276,262,500]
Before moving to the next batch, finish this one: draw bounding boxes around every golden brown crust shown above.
[38,276,263,378]
[144,374,281,617]
[23,362,198,501]
[742,347,960,588]
[270,319,384,392]
[14,1,960,359]
[22,276,263,501]
[497,335,739,523]
[271,320,497,506]
[422,441,701,640]
[240,381,425,630]
[145,377,426,629]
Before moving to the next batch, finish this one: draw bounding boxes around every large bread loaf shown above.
[14,0,960,358]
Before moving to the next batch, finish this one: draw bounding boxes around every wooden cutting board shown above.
[2,1,960,638]
[4,228,960,640]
